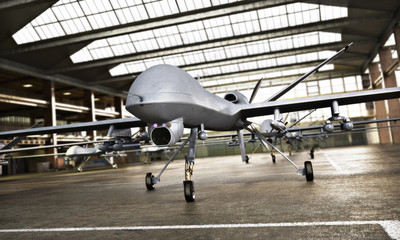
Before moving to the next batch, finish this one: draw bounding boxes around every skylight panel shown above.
[163,54,186,66]
[318,50,336,59]
[47,23,65,38]
[205,66,222,76]
[126,61,146,73]
[178,0,210,11]
[203,47,226,61]
[203,16,233,40]
[178,21,208,44]
[143,57,164,69]
[198,0,212,9]
[319,32,341,44]
[246,40,270,55]
[230,11,260,35]
[269,36,294,51]
[146,0,178,18]
[320,5,348,20]
[183,0,196,11]
[211,0,240,5]
[238,62,255,71]
[202,80,218,87]
[109,64,129,76]
[296,52,317,63]
[70,48,93,62]
[224,44,248,58]
[220,64,239,73]
[130,30,159,52]
[112,42,135,56]
[277,56,296,65]
[153,26,182,48]
[256,59,275,69]
[183,51,206,65]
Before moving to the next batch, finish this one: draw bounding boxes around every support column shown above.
[43,80,58,169]
[368,63,391,144]
[361,74,379,144]
[379,47,400,143]
[84,90,96,141]
[114,96,124,118]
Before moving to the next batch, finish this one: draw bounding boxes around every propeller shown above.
[283,113,290,126]
[249,78,263,104]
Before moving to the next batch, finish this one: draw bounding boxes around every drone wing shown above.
[0,117,146,138]
[240,87,400,118]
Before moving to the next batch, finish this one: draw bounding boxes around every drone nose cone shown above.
[125,64,205,123]
[126,64,200,102]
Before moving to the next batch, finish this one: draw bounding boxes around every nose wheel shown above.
[183,180,195,202]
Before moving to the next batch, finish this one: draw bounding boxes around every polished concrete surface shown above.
[0,145,399,239]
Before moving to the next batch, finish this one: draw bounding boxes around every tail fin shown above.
[249,78,263,103]
[264,42,353,102]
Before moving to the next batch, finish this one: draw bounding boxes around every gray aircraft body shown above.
[1,45,400,201]
[126,64,242,131]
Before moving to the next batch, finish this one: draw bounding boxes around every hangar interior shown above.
[0,0,400,174]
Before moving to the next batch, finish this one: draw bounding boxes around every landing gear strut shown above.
[271,150,276,163]
[243,124,314,182]
[309,147,315,159]
[183,128,197,202]
[144,127,198,202]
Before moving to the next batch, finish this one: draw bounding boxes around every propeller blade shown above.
[249,78,263,104]
[288,109,317,128]
[283,113,290,125]
[250,124,270,151]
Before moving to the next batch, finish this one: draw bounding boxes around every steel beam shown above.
[0,0,54,10]
[49,15,388,74]
[88,41,368,85]
[360,4,400,72]
[0,0,296,56]
[0,58,125,98]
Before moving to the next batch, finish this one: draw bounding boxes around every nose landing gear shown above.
[144,127,198,202]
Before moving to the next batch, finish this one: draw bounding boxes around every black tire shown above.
[272,155,276,163]
[304,161,314,182]
[183,180,195,202]
[145,172,155,190]
[245,155,249,164]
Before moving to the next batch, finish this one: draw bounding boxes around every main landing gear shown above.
[243,125,314,182]
[145,127,198,202]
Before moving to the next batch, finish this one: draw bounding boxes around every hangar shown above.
[0,0,400,238]
[0,0,399,171]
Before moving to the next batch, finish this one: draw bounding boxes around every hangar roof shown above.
[0,0,399,119]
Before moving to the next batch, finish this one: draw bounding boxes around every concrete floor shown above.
[0,144,399,239]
